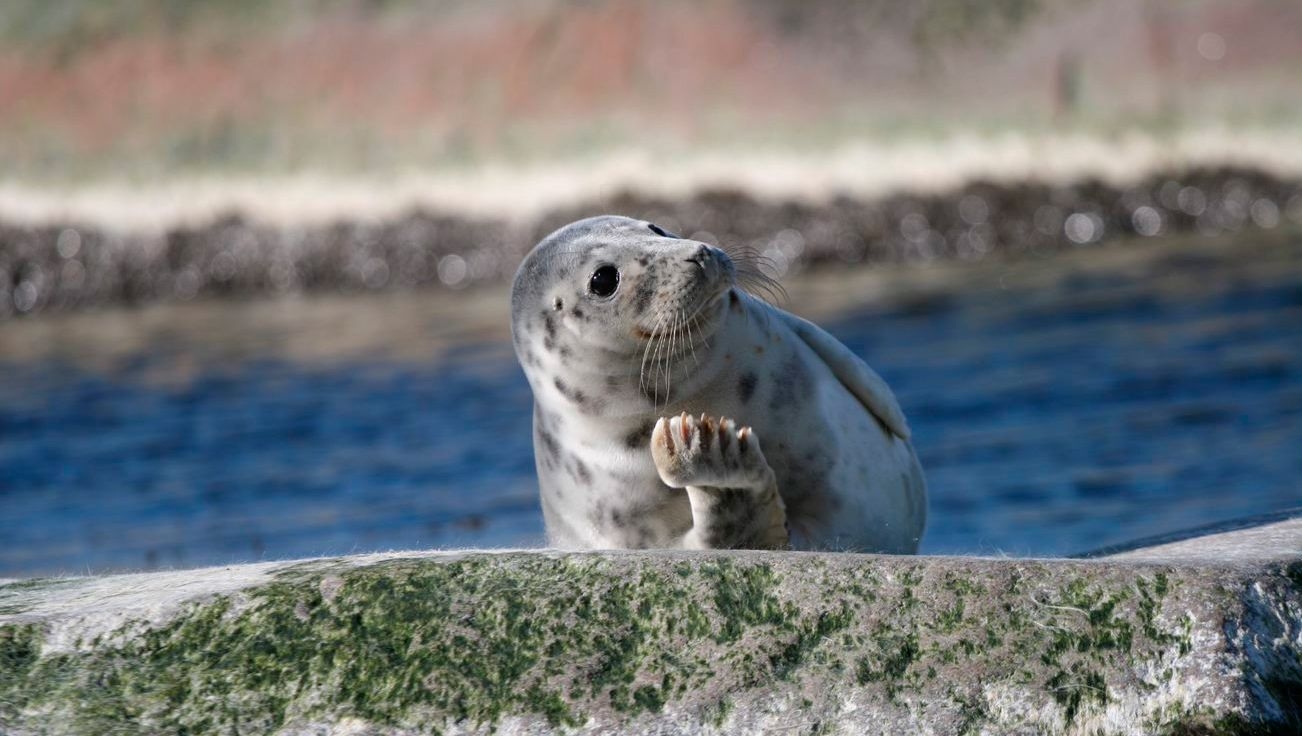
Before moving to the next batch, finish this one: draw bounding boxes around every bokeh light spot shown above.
[1131,206,1162,236]
[438,254,468,287]
[1064,213,1098,244]
[1197,32,1226,61]
[56,228,82,259]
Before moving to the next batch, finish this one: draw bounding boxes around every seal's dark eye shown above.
[648,223,668,236]
[589,265,620,297]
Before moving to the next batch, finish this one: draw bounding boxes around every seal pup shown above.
[511,215,926,552]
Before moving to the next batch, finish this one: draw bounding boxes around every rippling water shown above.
[2,231,1300,576]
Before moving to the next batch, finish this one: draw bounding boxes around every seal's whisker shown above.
[657,310,671,403]
[720,244,780,271]
[735,267,788,306]
[659,315,676,409]
[665,308,679,405]
[665,314,681,405]
[649,308,672,409]
[649,310,669,401]
[640,307,661,385]
[639,307,666,398]
[669,306,688,406]
[685,307,699,368]
[648,309,664,402]
[720,242,789,306]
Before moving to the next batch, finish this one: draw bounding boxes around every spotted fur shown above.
[510,215,926,552]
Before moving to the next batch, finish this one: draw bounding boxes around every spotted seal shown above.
[510,215,926,551]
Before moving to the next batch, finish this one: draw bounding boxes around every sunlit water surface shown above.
[2,231,1300,576]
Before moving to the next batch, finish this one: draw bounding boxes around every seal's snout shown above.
[684,244,733,286]
[684,245,710,269]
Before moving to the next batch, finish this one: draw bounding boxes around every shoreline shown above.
[1,158,1300,319]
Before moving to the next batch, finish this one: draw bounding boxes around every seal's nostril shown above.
[685,246,711,268]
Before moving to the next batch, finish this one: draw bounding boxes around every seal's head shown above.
[511,216,738,397]
[511,215,744,412]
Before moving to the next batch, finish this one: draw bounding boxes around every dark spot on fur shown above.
[624,421,654,449]
[570,305,584,319]
[737,372,758,404]
[637,256,649,267]
[554,377,594,410]
[538,429,560,460]
[780,455,831,529]
[631,272,657,314]
[769,358,811,414]
[543,313,557,339]
[575,460,592,485]
[543,336,555,352]
[628,520,659,547]
[553,297,564,311]
[588,500,608,530]
[537,409,563,434]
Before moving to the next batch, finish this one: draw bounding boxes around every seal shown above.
[511,215,926,552]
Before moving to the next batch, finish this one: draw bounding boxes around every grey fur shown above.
[511,215,926,551]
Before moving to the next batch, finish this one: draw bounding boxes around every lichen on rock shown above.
[1,551,1298,735]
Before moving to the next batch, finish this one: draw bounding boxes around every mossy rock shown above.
[1,549,1299,735]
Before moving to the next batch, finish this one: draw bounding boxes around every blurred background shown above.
[2,0,1301,577]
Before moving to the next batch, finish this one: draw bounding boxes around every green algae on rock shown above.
[1,550,1299,735]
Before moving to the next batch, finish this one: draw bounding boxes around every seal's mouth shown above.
[632,297,722,340]
[632,248,733,341]
[630,246,738,406]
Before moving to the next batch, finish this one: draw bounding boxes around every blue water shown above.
[2,235,1301,576]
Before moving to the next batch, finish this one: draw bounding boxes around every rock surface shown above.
[1086,514,1302,564]
[2,537,1300,735]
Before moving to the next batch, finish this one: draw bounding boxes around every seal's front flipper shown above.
[651,412,789,550]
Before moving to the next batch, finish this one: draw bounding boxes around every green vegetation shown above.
[0,556,855,732]
[0,554,1294,734]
